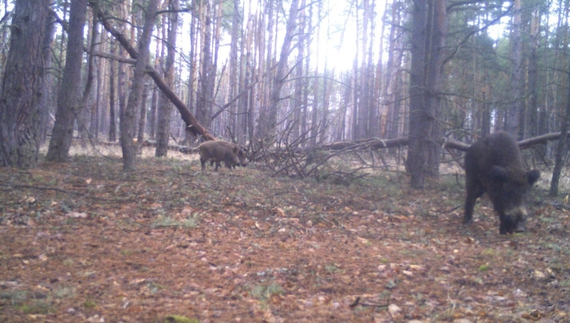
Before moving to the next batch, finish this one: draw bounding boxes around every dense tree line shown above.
[0,0,569,190]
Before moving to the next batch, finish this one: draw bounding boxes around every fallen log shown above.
[312,132,560,154]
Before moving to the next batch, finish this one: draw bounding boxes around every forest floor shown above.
[0,147,569,323]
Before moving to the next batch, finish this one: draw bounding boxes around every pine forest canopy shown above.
[0,0,569,189]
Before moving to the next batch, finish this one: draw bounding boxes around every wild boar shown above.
[208,141,248,169]
[463,132,540,234]
[197,140,242,171]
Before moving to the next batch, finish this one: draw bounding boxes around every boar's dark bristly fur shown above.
[463,132,540,234]
[197,140,243,171]
[208,141,248,169]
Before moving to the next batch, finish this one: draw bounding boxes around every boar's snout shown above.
[235,146,248,167]
[501,206,528,234]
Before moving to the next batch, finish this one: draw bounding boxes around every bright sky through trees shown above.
[175,0,385,73]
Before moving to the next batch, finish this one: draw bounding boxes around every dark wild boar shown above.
[463,132,540,234]
[208,141,248,169]
[197,141,239,171]
[197,140,246,171]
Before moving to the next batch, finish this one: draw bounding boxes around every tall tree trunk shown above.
[382,0,401,138]
[424,0,446,177]
[549,70,570,196]
[293,0,305,141]
[80,9,99,146]
[39,14,56,146]
[108,40,117,142]
[228,0,241,143]
[407,0,428,187]
[196,0,215,130]
[46,0,88,162]
[352,63,360,140]
[120,0,159,171]
[320,68,331,144]
[137,82,149,145]
[0,0,50,168]
[549,3,570,194]
[407,0,446,188]
[149,87,157,140]
[386,1,404,142]
[256,0,298,146]
[507,0,523,137]
[527,7,540,138]
[156,0,179,157]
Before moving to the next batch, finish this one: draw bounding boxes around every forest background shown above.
[1,0,570,189]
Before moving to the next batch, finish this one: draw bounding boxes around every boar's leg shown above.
[200,157,207,171]
[464,179,485,224]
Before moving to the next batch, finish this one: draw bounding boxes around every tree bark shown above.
[507,0,523,137]
[527,7,540,138]
[0,0,50,168]
[108,40,117,142]
[195,0,214,130]
[120,0,160,171]
[407,0,428,187]
[46,0,88,162]
[156,0,179,157]
[80,9,99,146]
[407,0,446,188]
[39,14,56,146]
[137,82,149,145]
[549,71,570,196]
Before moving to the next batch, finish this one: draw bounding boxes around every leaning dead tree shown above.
[95,7,215,141]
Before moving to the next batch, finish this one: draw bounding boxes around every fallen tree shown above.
[319,132,565,153]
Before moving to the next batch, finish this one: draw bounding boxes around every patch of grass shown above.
[53,286,75,299]
[0,290,27,305]
[152,214,200,229]
[19,300,53,314]
[385,279,398,289]
[83,299,97,309]
[559,279,570,287]
[164,315,201,323]
[249,281,284,302]
[147,282,167,294]
[478,264,491,271]
[325,264,343,274]
[543,243,565,253]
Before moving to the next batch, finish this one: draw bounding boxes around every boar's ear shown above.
[527,169,540,185]
[232,146,238,154]
[490,165,509,182]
